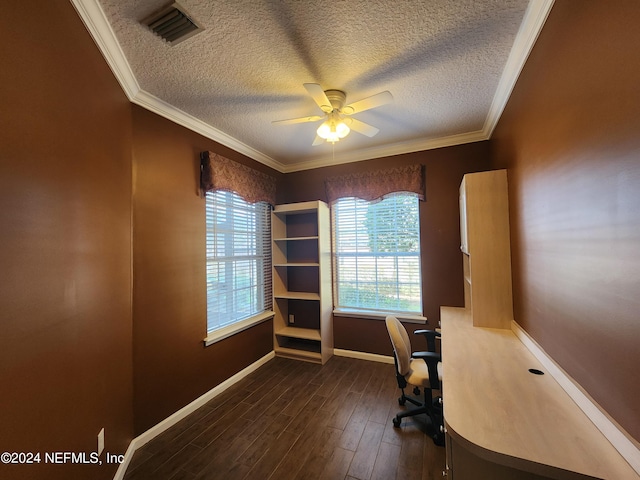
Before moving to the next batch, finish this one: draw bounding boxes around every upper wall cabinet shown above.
[459,170,513,329]
[271,201,333,364]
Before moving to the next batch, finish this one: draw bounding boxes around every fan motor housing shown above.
[325,90,347,110]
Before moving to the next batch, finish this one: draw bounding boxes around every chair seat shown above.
[406,358,443,388]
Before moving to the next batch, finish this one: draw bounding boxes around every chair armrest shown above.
[414,329,441,352]
[412,351,441,362]
[412,351,442,389]
[414,329,440,336]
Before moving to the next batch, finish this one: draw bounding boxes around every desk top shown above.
[441,306,638,480]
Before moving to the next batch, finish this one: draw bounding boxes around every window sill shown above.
[333,308,427,324]
[204,311,275,347]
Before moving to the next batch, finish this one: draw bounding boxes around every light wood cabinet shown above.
[443,171,638,478]
[459,169,513,329]
[272,201,333,364]
[440,307,639,480]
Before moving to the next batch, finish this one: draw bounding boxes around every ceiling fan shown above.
[272,83,393,145]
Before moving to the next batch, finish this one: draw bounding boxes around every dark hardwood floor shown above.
[123,355,446,480]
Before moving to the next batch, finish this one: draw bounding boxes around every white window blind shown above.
[205,190,272,334]
[332,193,422,315]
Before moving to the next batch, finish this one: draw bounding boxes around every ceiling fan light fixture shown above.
[317,113,350,143]
[273,83,391,145]
[335,121,350,138]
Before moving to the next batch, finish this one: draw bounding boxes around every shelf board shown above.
[274,346,322,363]
[274,236,319,242]
[275,326,321,341]
[273,201,323,215]
[273,263,319,267]
[274,291,320,301]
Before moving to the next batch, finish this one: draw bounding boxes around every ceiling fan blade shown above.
[303,83,333,113]
[347,118,380,137]
[312,135,325,146]
[272,115,324,125]
[342,91,393,115]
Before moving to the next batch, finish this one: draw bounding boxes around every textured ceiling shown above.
[74,0,553,172]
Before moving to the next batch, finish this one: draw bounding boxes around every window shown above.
[332,193,422,315]
[205,190,272,337]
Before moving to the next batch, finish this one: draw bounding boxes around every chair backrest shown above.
[385,316,412,376]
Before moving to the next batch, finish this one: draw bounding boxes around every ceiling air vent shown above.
[141,2,203,45]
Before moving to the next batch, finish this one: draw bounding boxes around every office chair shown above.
[385,315,444,445]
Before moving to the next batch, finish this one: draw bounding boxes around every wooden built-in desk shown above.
[441,306,638,480]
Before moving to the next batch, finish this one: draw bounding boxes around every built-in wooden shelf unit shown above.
[272,201,333,364]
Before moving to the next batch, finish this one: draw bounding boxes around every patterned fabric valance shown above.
[200,151,276,206]
[325,164,425,203]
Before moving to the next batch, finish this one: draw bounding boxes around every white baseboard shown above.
[334,348,394,364]
[511,321,640,475]
[113,351,276,480]
[112,439,136,480]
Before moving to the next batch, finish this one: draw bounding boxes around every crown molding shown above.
[71,0,554,174]
[70,0,286,172]
[483,0,555,137]
[132,90,283,172]
[70,0,140,100]
[281,130,490,173]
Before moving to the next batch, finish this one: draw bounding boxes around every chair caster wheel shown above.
[393,417,401,428]
[432,432,445,446]
[413,387,420,396]
[398,397,406,406]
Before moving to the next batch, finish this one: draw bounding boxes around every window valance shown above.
[200,151,276,206]
[325,164,425,203]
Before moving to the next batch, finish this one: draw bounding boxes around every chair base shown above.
[398,392,421,407]
[393,393,445,446]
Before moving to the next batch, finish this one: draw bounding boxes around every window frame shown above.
[203,190,274,346]
[331,193,426,323]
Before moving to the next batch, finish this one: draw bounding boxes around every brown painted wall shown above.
[491,0,640,441]
[282,143,491,355]
[7,0,638,470]
[131,106,280,434]
[0,2,133,479]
